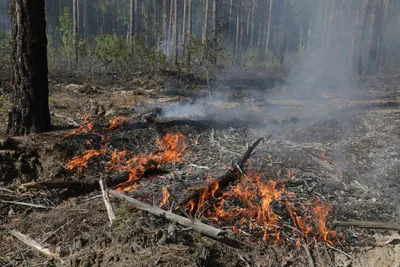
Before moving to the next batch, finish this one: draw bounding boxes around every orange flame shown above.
[107,116,129,130]
[160,186,170,207]
[63,114,93,139]
[321,152,329,164]
[67,147,107,173]
[108,132,186,191]
[188,172,340,246]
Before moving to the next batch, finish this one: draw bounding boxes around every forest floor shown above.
[0,69,400,267]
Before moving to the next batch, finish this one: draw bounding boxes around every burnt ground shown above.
[0,70,400,267]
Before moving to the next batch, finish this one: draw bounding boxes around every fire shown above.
[112,132,186,191]
[67,129,186,192]
[63,114,93,139]
[321,152,329,164]
[160,186,170,207]
[107,116,129,130]
[187,173,340,246]
[322,152,344,178]
[64,118,341,246]
[67,147,107,173]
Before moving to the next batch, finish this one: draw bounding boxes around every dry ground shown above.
[0,70,400,267]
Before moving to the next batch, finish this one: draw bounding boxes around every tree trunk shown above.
[72,0,78,67]
[356,0,372,75]
[182,0,187,59]
[186,0,192,69]
[265,0,273,60]
[250,0,255,47]
[228,0,233,42]
[212,0,218,65]
[162,0,167,50]
[167,0,173,55]
[8,0,51,136]
[153,0,157,41]
[83,0,87,38]
[173,0,178,68]
[202,0,209,42]
[129,0,135,39]
[234,0,240,66]
[142,0,148,45]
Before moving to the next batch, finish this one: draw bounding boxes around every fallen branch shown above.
[109,190,246,249]
[99,177,116,226]
[18,168,168,193]
[1,200,50,210]
[181,136,270,206]
[9,230,62,261]
[332,220,400,231]
[302,244,315,267]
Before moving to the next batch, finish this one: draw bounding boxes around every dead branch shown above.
[9,230,62,261]
[332,220,400,231]
[99,177,116,226]
[302,244,315,267]
[1,200,50,209]
[180,136,270,206]
[109,190,246,249]
[18,168,167,194]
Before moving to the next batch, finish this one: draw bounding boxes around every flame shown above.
[63,114,93,139]
[187,172,340,246]
[107,116,129,130]
[288,169,296,179]
[321,152,329,164]
[311,199,337,245]
[67,147,107,172]
[160,186,170,207]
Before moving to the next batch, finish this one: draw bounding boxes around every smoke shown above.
[163,101,207,118]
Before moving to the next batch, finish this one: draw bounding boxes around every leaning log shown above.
[109,190,246,249]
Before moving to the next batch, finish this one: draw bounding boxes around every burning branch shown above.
[109,190,246,249]
[180,136,270,208]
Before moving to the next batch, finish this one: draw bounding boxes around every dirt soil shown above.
[1,70,400,267]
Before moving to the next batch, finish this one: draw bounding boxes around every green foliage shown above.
[131,36,167,72]
[57,8,73,56]
[94,34,130,68]
[186,32,229,73]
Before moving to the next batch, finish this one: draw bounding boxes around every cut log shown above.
[109,190,246,249]
[180,136,271,207]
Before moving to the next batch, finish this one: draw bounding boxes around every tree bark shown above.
[8,0,51,136]
[173,0,178,68]
[72,0,78,67]
[182,0,187,59]
[153,0,157,41]
[129,0,135,39]
[356,0,372,75]
[212,0,218,65]
[234,1,240,66]
[202,0,209,42]
[250,0,255,47]
[167,0,173,55]
[265,0,273,60]
[83,0,87,38]
[228,0,233,42]
[186,0,192,69]
[162,0,167,50]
